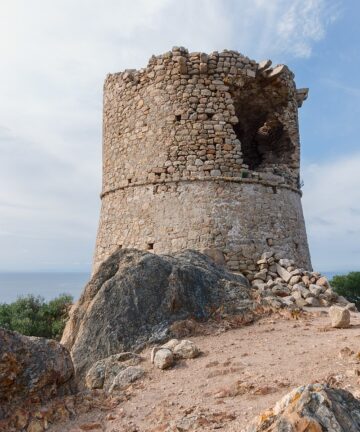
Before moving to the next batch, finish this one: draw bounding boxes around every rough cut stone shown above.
[329,306,351,328]
[278,259,293,268]
[316,276,330,288]
[305,297,320,307]
[309,284,322,296]
[275,264,292,283]
[261,251,274,260]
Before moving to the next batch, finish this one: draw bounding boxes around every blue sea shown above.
[0,270,346,304]
[0,272,90,303]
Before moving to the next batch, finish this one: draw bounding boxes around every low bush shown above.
[0,294,73,340]
[330,272,360,306]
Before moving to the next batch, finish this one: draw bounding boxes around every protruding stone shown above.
[264,64,288,80]
[258,59,272,71]
[296,88,309,107]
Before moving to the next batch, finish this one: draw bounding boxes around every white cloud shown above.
[226,0,341,59]
[0,0,339,271]
[302,154,360,272]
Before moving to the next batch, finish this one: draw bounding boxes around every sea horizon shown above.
[0,271,90,303]
[0,269,351,304]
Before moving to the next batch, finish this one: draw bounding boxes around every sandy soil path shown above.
[52,308,360,431]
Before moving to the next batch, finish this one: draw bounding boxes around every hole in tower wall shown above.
[175,114,181,122]
[147,242,154,250]
[231,83,295,172]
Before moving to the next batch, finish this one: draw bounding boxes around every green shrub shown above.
[330,272,360,305]
[0,294,73,340]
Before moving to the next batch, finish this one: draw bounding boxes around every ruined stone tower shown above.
[93,47,311,274]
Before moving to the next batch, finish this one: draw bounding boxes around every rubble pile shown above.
[244,251,354,309]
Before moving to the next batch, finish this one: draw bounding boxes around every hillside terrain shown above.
[51,307,360,431]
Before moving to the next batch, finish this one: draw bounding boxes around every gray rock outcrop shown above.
[0,328,74,420]
[246,383,360,431]
[85,352,142,391]
[61,248,251,381]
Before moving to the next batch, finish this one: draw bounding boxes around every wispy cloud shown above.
[321,78,360,97]
[302,153,360,272]
[225,0,341,59]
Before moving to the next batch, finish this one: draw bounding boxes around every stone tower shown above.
[93,47,311,274]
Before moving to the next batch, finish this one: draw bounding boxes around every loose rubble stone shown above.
[345,303,357,312]
[316,276,330,288]
[173,340,200,359]
[329,306,351,328]
[85,352,142,391]
[161,339,180,350]
[246,384,360,431]
[305,297,320,307]
[154,349,174,370]
[108,366,145,393]
[275,264,291,283]
[248,252,348,310]
[309,284,322,296]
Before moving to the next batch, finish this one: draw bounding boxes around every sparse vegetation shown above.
[0,294,73,340]
[330,272,360,306]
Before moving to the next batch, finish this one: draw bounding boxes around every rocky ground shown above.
[49,307,360,431]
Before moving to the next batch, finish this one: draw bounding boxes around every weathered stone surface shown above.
[309,284,322,296]
[153,348,174,370]
[108,366,145,393]
[0,328,74,420]
[329,306,351,328]
[246,384,360,431]
[93,48,312,275]
[275,264,292,283]
[173,340,200,359]
[85,352,142,390]
[316,276,330,288]
[62,248,251,381]
[305,296,320,307]
[345,302,357,312]
[272,285,290,297]
[161,338,180,350]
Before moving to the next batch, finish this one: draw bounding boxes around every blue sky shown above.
[0,0,359,273]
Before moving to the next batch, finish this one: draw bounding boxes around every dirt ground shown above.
[52,308,360,432]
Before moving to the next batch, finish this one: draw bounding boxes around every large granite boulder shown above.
[246,383,360,431]
[0,328,74,419]
[61,248,251,381]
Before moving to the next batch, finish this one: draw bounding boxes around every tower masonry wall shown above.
[93,47,311,273]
